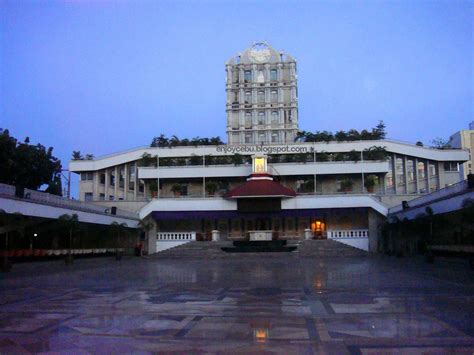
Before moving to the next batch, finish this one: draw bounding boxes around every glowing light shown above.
[254,328,268,342]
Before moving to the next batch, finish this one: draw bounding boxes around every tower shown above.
[225,42,299,145]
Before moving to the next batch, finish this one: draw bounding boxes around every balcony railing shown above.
[0,183,139,219]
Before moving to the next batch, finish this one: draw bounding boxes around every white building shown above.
[69,42,470,254]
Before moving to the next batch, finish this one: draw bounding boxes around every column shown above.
[93,171,100,200]
[124,164,129,200]
[426,159,431,193]
[134,164,138,200]
[114,166,119,200]
[104,169,109,200]
[414,158,420,194]
[403,156,409,195]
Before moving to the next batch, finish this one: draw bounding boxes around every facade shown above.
[69,42,470,254]
[226,42,298,145]
[449,122,474,180]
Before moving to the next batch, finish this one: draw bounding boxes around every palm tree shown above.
[57,214,80,265]
[111,222,128,260]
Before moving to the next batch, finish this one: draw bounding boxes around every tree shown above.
[372,121,387,139]
[72,151,83,160]
[430,138,450,149]
[0,129,62,194]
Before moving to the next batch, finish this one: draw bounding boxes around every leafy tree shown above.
[72,151,83,160]
[372,120,387,139]
[0,129,62,195]
[430,137,450,149]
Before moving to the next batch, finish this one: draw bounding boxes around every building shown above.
[226,42,298,145]
[449,122,474,180]
[69,42,470,254]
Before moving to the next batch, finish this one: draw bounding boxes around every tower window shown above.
[244,71,251,81]
[271,90,278,102]
[270,69,277,81]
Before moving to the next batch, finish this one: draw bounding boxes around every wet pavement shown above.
[0,254,473,354]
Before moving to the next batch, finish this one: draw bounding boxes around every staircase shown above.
[295,239,368,257]
[150,239,368,258]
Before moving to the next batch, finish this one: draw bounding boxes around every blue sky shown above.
[1,0,473,195]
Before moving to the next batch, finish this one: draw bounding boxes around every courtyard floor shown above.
[0,252,473,354]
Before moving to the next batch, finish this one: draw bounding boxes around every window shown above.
[245,112,252,128]
[270,69,277,81]
[99,193,105,201]
[258,132,265,143]
[395,157,405,186]
[258,111,265,125]
[385,158,394,188]
[244,70,251,81]
[271,111,279,124]
[271,131,279,143]
[444,162,459,172]
[119,168,125,188]
[245,91,252,103]
[109,195,114,201]
[128,164,135,190]
[232,132,239,144]
[100,173,106,185]
[84,192,93,201]
[271,90,278,102]
[407,159,415,182]
[429,162,437,177]
[417,161,426,179]
[258,90,265,103]
[81,172,93,181]
[110,172,115,187]
[245,133,252,144]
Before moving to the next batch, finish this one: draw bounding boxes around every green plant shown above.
[364,175,378,192]
[340,178,353,192]
[171,183,182,195]
[206,181,218,196]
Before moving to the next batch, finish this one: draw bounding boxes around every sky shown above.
[1,0,473,196]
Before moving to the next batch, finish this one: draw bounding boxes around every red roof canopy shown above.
[224,175,296,199]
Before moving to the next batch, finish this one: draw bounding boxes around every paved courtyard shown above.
[0,248,473,353]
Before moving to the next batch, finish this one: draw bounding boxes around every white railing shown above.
[157,232,196,241]
[328,229,369,239]
[389,180,468,214]
[0,183,138,219]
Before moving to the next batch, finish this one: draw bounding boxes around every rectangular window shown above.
[245,91,252,103]
[270,69,277,81]
[443,162,459,172]
[395,157,405,186]
[417,161,426,179]
[258,132,265,143]
[81,172,93,181]
[407,159,415,182]
[271,111,279,124]
[100,173,106,185]
[244,70,251,81]
[119,168,125,188]
[84,192,93,201]
[110,172,115,187]
[245,133,252,144]
[271,90,278,102]
[429,162,437,177]
[271,131,279,143]
[99,193,105,201]
[258,111,265,125]
[128,164,135,190]
[245,112,252,128]
[109,195,114,201]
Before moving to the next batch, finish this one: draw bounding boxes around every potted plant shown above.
[206,181,218,196]
[340,178,353,192]
[364,175,378,193]
[171,183,182,197]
